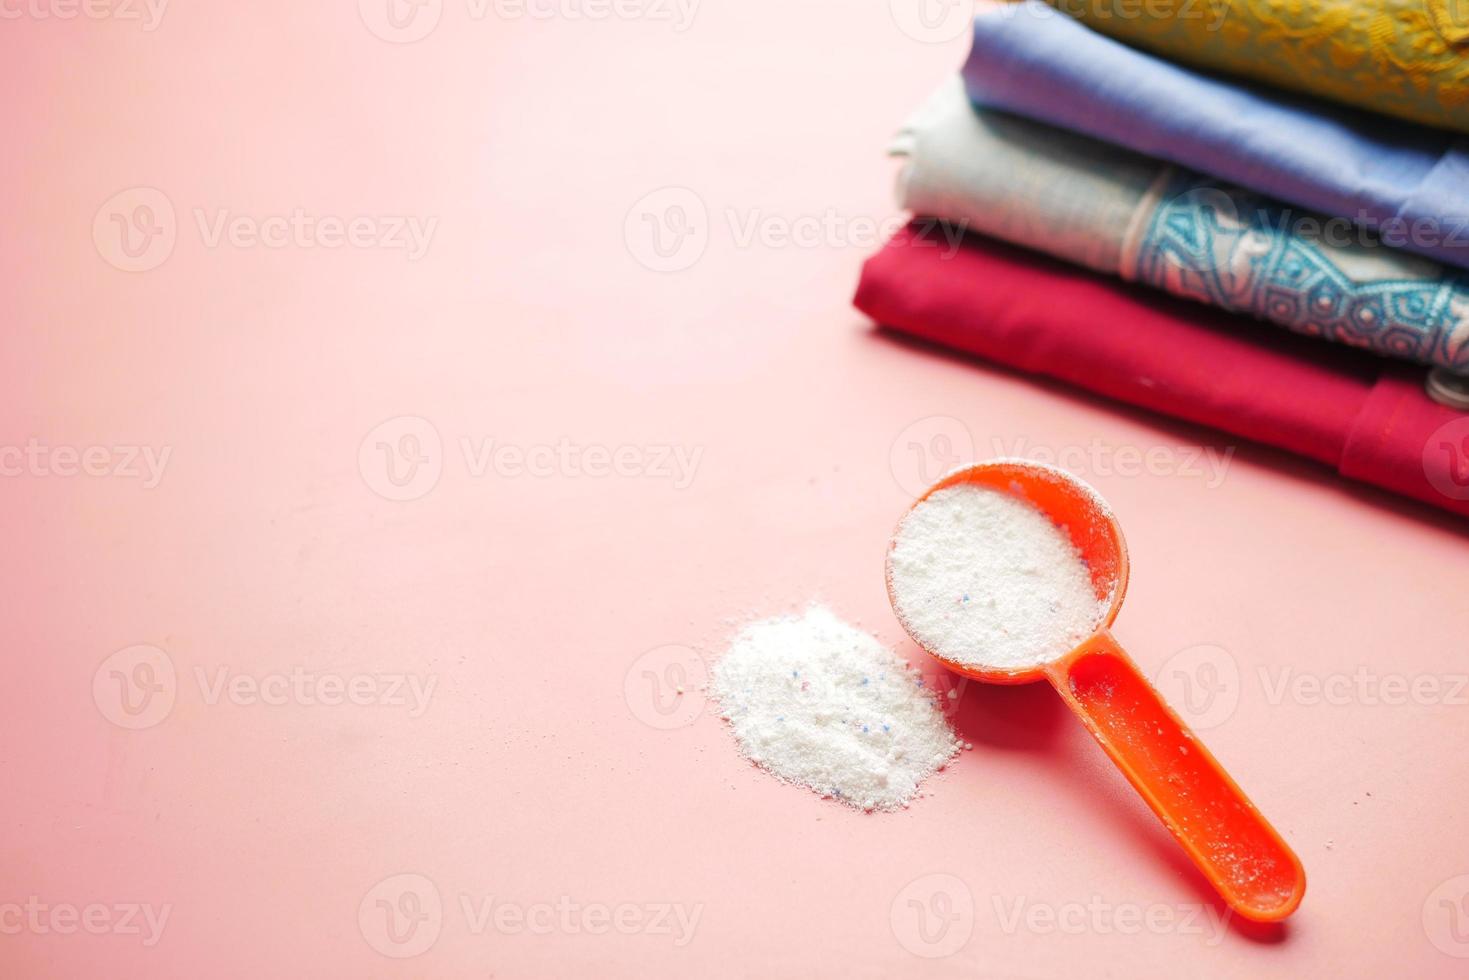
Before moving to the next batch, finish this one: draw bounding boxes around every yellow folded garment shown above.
[1040,0,1469,134]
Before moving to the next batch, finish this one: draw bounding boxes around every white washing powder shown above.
[887,483,1104,669]
[711,605,960,811]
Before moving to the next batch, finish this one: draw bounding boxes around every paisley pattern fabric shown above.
[894,81,1469,372]
[1131,173,1469,372]
[1041,0,1469,134]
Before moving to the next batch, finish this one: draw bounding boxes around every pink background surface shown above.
[6,3,1469,977]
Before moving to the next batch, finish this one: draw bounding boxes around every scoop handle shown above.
[1043,630,1305,922]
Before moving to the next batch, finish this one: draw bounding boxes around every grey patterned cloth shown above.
[893,80,1469,374]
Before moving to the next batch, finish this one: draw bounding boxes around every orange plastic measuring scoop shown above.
[885,460,1305,922]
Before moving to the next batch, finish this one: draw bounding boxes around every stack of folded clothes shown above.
[855,0,1469,518]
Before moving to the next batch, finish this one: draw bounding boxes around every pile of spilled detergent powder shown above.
[709,477,1106,811]
[887,481,1106,670]
[710,605,961,811]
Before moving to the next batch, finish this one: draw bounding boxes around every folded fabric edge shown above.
[854,223,1469,521]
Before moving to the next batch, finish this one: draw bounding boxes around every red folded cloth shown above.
[855,223,1469,519]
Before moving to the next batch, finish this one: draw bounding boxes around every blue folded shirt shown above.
[961,1,1469,272]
